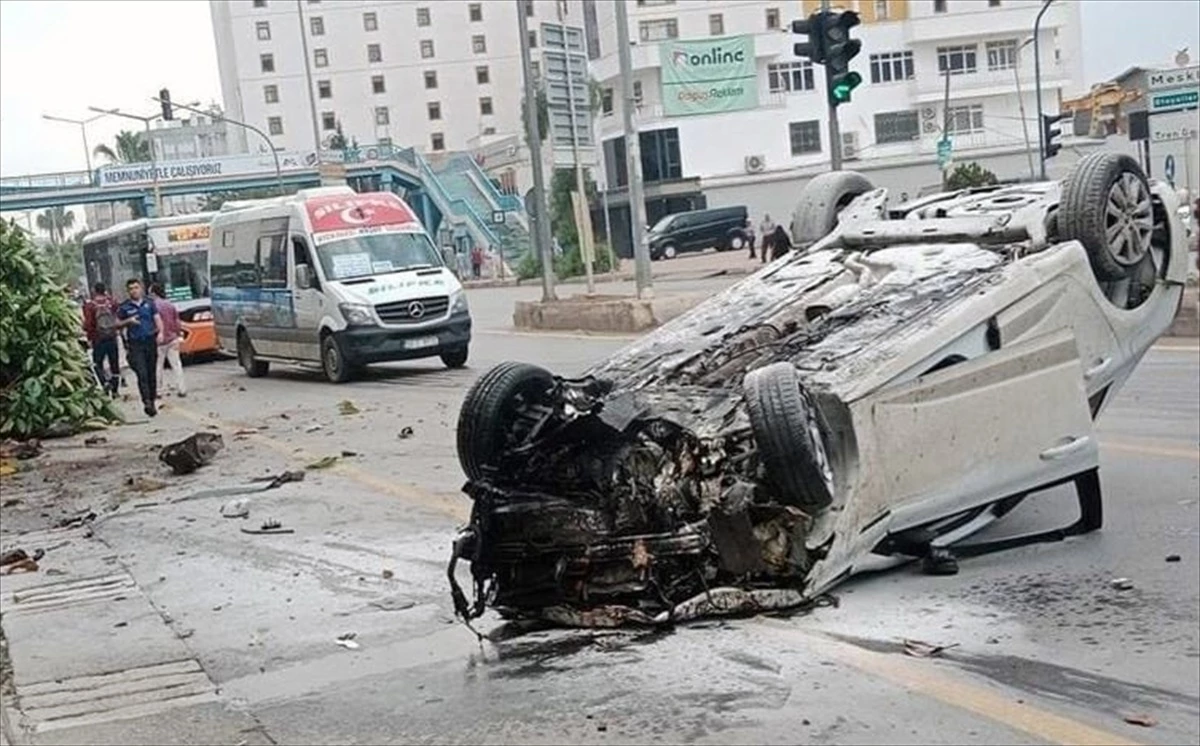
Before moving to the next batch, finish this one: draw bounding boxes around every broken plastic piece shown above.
[159,432,225,475]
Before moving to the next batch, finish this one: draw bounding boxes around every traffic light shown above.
[159,88,173,121]
[823,10,862,106]
[1042,112,1067,160]
[791,14,826,64]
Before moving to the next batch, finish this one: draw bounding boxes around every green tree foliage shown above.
[35,206,75,245]
[519,88,550,144]
[946,162,999,191]
[93,130,151,164]
[515,169,618,282]
[0,221,120,438]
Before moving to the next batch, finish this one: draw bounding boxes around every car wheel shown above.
[791,171,875,248]
[441,346,469,369]
[321,333,353,384]
[1060,152,1153,283]
[457,362,554,481]
[743,362,835,513]
[725,233,745,251]
[660,243,678,260]
[237,330,269,378]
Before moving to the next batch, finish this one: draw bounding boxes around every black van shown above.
[646,205,750,260]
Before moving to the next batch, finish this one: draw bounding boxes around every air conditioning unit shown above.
[744,154,767,173]
[922,119,940,134]
[921,106,938,121]
[841,132,861,161]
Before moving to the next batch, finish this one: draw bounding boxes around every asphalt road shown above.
[1,282,1197,746]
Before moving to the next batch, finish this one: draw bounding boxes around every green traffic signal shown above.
[831,71,862,103]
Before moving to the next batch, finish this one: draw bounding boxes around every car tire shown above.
[743,362,835,512]
[657,242,678,260]
[441,346,469,369]
[321,333,353,384]
[1059,152,1154,282]
[457,362,554,481]
[724,232,746,251]
[791,171,875,248]
[237,330,269,378]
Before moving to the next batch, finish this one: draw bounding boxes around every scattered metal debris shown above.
[1165,554,1181,563]
[1123,714,1157,727]
[335,632,360,650]
[382,569,394,579]
[159,432,225,475]
[902,639,959,658]
[220,499,250,519]
[398,426,414,439]
[55,510,97,529]
[341,450,359,458]
[306,456,339,470]
[126,475,168,493]
[241,519,294,535]
[305,424,323,433]
[0,439,42,460]
[83,436,107,447]
[1110,577,1135,591]
[338,400,361,415]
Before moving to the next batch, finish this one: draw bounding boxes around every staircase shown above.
[433,154,531,261]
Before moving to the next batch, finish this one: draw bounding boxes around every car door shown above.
[290,234,324,362]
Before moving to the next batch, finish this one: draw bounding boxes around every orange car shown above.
[177,302,219,357]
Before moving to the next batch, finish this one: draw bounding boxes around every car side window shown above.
[257,233,288,288]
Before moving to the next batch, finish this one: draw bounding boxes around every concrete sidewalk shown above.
[464,249,760,290]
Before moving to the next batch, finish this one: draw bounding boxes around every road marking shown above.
[753,620,1140,746]
[167,404,470,522]
[1100,437,1200,461]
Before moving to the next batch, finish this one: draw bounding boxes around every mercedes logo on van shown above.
[408,300,426,319]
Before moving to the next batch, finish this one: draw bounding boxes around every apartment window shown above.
[476,65,490,84]
[531,60,540,78]
[523,0,534,16]
[768,62,815,93]
[869,51,915,83]
[633,80,643,106]
[310,16,324,35]
[375,107,390,126]
[986,39,1018,71]
[314,48,328,67]
[263,85,279,104]
[372,75,386,94]
[639,128,682,183]
[473,35,487,53]
[469,3,482,22]
[260,53,274,73]
[639,19,678,42]
[709,13,724,36]
[937,45,977,75]
[483,127,496,136]
[946,104,984,134]
[424,70,438,88]
[253,0,265,7]
[601,87,614,115]
[368,43,382,63]
[789,120,821,155]
[256,21,271,40]
[421,40,435,58]
[934,0,947,12]
[267,116,283,135]
[989,0,1000,5]
[378,136,393,147]
[527,30,538,48]
[480,97,494,116]
[765,8,780,30]
[874,110,919,143]
[431,133,445,151]
[427,102,442,120]
[417,7,430,26]
[317,80,331,99]
[321,111,336,130]
[875,0,890,19]
[363,12,377,31]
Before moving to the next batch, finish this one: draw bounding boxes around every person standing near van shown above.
[759,214,776,264]
[150,283,187,399]
[470,245,484,279]
[83,282,121,396]
[118,279,163,417]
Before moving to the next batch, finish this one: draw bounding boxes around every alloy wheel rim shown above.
[1104,172,1153,266]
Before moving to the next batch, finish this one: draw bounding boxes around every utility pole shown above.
[1013,38,1037,180]
[558,2,594,294]
[615,0,652,298]
[821,0,842,172]
[1033,0,1055,180]
[941,67,952,189]
[89,106,166,217]
[296,0,324,158]
[518,0,557,302]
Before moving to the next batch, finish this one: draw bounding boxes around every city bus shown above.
[82,213,219,356]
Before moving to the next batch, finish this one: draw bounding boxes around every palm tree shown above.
[93,130,151,164]
[35,206,75,245]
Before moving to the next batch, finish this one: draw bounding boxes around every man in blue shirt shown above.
[118,278,164,417]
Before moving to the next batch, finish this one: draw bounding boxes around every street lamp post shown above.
[42,112,107,178]
[151,97,285,196]
[1033,0,1055,180]
[1013,37,1037,180]
[88,106,166,216]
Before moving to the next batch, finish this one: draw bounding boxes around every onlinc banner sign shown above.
[660,35,757,117]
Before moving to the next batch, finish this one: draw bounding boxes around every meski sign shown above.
[661,35,757,116]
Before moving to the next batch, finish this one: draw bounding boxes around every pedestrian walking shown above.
[470,245,484,279]
[150,283,187,400]
[82,282,121,396]
[745,219,757,260]
[770,224,792,262]
[117,278,163,417]
[759,214,776,264]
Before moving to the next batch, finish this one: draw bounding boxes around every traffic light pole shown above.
[1033,0,1054,180]
[821,0,842,173]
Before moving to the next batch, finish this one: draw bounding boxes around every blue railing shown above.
[451,154,524,213]
[415,154,499,247]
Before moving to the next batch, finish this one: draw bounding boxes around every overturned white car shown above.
[448,153,1189,627]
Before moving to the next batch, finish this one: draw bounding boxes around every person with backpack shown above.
[150,283,187,400]
[117,278,164,417]
[82,282,122,396]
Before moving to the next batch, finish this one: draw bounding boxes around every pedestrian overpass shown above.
[0,144,519,253]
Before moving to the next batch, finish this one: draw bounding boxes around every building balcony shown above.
[908,66,1073,104]
[903,4,1071,44]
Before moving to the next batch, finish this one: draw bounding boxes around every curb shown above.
[463,264,760,291]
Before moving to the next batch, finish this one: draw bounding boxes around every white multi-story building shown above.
[209,0,584,160]
[149,106,231,162]
[588,0,1087,256]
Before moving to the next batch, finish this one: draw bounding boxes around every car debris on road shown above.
[159,432,225,475]
[447,153,1190,628]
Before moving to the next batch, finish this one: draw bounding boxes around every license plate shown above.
[404,336,439,350]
